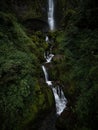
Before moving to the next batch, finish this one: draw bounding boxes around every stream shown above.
[39,0,67,129]
[42,36,67,115]
[40,35,67,130]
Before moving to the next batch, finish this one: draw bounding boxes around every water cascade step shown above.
[45,36,49,42]
[44,53,54,63]
[42,65,52,86]
[42,64,67,115]
[52,87,67,115]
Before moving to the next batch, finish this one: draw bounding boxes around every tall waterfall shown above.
[48,0,55,30]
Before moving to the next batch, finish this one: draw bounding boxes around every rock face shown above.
[0,0,49,31]
[0,0,48,20]
[0,0,69,29]
[23,18,49,32]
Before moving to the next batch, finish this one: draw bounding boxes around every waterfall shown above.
[52,87,67,115]
[42,36,67,115]
[42,63,67,115]
[46,53,54,63]
[42,65,52,86]
[45,36,49,42]
[48,0,55,30]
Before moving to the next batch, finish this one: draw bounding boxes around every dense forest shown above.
[0,0,98,130]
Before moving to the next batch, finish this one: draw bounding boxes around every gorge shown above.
[0,0,98,130]
[42,0,67,116]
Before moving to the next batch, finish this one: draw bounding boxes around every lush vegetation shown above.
[0,0,98,130]
[54,29,98,130]
[0,12,54,130]
[51,0,98,130]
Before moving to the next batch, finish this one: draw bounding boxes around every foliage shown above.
[0,12,54,130]
[54,28,98,130]
[52,1,98,128]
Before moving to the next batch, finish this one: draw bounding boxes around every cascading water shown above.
[52,87,67,115]
[42,64,67,115]
[45,36,49,42]
[38,1,67,130]
[41,0,67,117]
[42,65,52,86]
[44,53,54,63]
[48,0,55,30]
[42,36,67,115]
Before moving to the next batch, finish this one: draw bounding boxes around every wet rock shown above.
[56,107,77,130]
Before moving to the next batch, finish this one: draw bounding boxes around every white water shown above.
[42,36,67,115]
[42,65,52,86]
[52,87,67,115]
[44,51,54,63]
[45,36,49,42]
[42,63,67,115]
[46,53,54,63]
[48,0,55,30]
[45,35,54,63]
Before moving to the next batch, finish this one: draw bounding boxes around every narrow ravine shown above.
[43,0,67,116]
[42,37,67,115]
[39,0,67,129]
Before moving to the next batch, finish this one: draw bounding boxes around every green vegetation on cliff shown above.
[55,29,98,130]
[0,12,54,130]
[0,0,98,130]
[51,0,98,130]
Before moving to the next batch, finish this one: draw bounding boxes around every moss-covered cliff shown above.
[0,0,98,130]
[0,11,55,130]
[48,1,98,130]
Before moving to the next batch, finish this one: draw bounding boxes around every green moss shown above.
[46,87,54,107]
[19,82,54,130]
